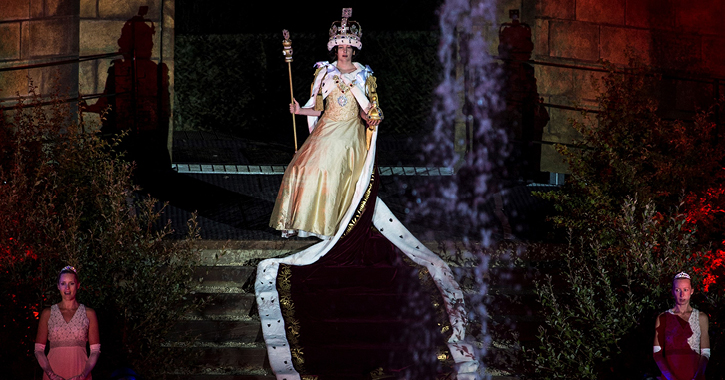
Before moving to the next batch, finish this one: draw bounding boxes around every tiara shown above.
[327,8,362,51]
[674,272,691,280]
[60,265,77,274]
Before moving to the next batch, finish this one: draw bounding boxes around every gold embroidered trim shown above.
[342,169,376,238]
[277,264,306,372]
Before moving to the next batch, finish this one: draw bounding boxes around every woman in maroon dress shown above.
[653,272,710,380]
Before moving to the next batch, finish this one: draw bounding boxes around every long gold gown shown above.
[270,76,367,238]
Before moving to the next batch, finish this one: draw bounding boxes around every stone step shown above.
[166,343,268,370]
[169,319,262,343]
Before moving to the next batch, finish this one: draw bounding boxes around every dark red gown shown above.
[656,310,702,380]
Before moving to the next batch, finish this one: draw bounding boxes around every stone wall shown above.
[0,0,174,160]
[80,0,174,157]
[0,0,79,101]
[530,0,725,173]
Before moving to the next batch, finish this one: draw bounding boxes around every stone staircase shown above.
[163,240,540,380]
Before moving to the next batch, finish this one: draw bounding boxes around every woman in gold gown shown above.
[269,41,380,239]
[258,8,477,380]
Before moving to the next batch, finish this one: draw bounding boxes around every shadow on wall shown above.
[82,6,171,184]
[497,11,550,184]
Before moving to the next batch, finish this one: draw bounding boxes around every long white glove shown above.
[69,344,101,380]
[34,343,63,380]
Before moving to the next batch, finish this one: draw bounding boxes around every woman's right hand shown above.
[289,99,300,115]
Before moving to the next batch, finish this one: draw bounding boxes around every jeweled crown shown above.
[327,8,362,51]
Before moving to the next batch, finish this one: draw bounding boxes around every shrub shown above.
[0,81,202,378]
[527,61,725,379]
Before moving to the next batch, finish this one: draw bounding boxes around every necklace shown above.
[332,75,356,94]
[333,75,356,107]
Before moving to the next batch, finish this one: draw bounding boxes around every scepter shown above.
[282,29,298,152]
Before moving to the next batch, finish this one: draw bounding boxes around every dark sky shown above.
[176,0,444,34]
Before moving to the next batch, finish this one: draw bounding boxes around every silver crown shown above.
[327,8,362,51]
[674,272,691,280]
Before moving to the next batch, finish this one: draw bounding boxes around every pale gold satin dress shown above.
[270,77,367,238]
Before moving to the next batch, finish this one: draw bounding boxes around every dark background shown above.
[173,1,447,152]
[176,0,444,34]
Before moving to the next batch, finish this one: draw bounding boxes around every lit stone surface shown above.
[576,0,625,25]
[22,18,79,59]
[536,0,574,20]
[676,0,724,35]
[80,0,97,18]
[98,0,161,19]
[46,0,80,17]
[0,23,21,61]
[549,20,599,61]
[535,64,573,97]
[0,0,30,21]
[600,26,652,66]
[532,19,548,58]
[0,68,29,98]
[30,0,43,18]
[701,36,725,77]
[625,0,675,29]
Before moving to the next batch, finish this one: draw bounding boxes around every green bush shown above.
[526,61,725,379]
[0,82,202,378]
[539,62,725,246]
[526,199,701,379]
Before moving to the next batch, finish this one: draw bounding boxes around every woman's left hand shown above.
[360,111,381,128]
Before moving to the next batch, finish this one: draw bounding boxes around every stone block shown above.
[29,63,78,97]
[0,67,29,98]
[676,0,724,35]
[576,0,625,25]
[549,20,599,61]
[545,105,586,143]
[674,79,716,113]
[0,0,30,21]
[80,0,97,18]
[625,0,675,29]
[98,0,161,19]
[79,19,123,54]
[600,26,652,66]
[535,63,574,97]
[572,68,604,101]
[532,19,548,58]
[46,0,80,17]
[161,25,173,60]
[702,36,725,77]
[30,0,43,18]
[162,0,174,28]
[540,144,569,173]
[78,60,96,94]
[0,22,21,60]
[80,19,160,58]
[497,0,523,25]
[22,17,79,59]
[165,58,174,90]
[651,31,702,71]
[536,0,575,20]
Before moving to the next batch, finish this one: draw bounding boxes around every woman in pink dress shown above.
[35,266,100,380]
[653,272,710,380]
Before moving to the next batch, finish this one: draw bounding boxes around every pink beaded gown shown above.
[45,304,92,380]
